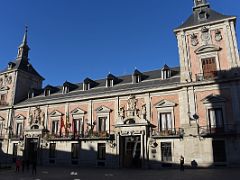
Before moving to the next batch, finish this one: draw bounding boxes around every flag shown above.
[60,116,65,136]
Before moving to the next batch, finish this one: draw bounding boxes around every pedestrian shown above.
[26,159,30,171]
[180,155,184,171]
[15,158,21,172]
[32,161,37,175]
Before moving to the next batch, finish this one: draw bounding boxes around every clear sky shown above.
[0,0,239,86]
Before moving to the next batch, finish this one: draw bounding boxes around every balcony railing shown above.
[11,134,24,140]
[151,128,184,137]
[199,124,237,136]
[47,131,110,140]
[195,70,240,81]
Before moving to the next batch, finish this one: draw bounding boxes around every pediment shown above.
[71,108,85,115]
[195,44,221,54]
[95,105,111,113]
[49,110,63,117]
[0,116,4,121]
[155,99,176,108]
[201,94,226,104]
[15,114,26,120]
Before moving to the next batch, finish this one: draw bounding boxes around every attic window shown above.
[45,89,51,96]
[28,91,34,99]
[106,79,114,87]
[83,83,90,91]
[8,62,15,70]
[199,10,207,20]
[133,75,141,83]
[161,65,171,79]
[63,86,69,94]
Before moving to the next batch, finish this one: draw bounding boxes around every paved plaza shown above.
[0,166,239,180]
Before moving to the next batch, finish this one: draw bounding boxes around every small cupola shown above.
[132,69,142,83]
[161,64,171,79]
[106,73,118,87]
[28,88,43,99]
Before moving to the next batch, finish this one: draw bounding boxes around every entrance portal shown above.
[25,138,38,163]
[120,136,141,168]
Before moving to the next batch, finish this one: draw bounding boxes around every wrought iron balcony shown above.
[195,70,240,81]
[11,134,24,140]
[46,130,110,140]
[199,124,237,136]
[151,128,184,138]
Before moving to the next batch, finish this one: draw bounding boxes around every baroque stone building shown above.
[1,0,240,168]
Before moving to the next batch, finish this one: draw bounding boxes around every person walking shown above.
[15,158,21,173]
[180,155,185,171]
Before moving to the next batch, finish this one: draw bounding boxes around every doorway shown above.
[120,136,142,168]
[212,140,226,163]
[25,138,38,163]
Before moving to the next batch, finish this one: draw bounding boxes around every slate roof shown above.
[0,59,44,80]
[175,5,235,30]
[15,66,180,106]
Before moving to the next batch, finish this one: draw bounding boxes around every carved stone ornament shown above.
[201,27,210,43]
[127,95,137,117]
[190,33,199,46]
[215,29,222,42]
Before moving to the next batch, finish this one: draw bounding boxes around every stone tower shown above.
[0,27,44,106]
[174,0,240,82]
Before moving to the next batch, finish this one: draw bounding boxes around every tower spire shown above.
[17,26,30,61]
[193,0,209,10]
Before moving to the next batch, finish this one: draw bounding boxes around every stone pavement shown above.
[0,166,239,180]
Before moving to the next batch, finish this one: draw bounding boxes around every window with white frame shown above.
[51,120,59,134]
[73,118,84,135]
[208,108,224,128]
[16,122,23,136]
[98,116,107,132]
[159,113,173,131]
[0,121,4,136]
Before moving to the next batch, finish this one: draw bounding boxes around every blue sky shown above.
[0,0,239,86]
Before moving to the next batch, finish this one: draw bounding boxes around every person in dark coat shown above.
[180,155,185,171]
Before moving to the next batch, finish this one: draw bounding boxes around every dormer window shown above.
[28,91,34,99]
[162,64,171,79]
[63,86,69,94]
[83,83,90,91]
[199,10,208,21]
[45,89,51,96]
[8,62,15,70]
[106,79,113,87]
[132,69,142,84]
[83,78,95,91]
[106,74,117,87]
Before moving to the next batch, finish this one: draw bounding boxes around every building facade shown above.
[1,0,240,168]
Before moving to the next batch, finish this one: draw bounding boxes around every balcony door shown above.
[202,57,217,79]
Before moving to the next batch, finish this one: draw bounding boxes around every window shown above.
[45,89,51,96]
[161,142,172,162]
[159,113,172,131]
[97,143,106,160]
[16,123,23,136]
[208,108,224,128]
[51,121,59,134]
[0,121,3,136]
[202,57,217,79]
[98,117,107,132]
[1,94,6,101]
[49,143,56,158]
[83,83,90,91]
[106,79,114,87]
[63,86,69,94]
[71,143,79,159]
[73,118,83,135]
[162,70,171,79]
